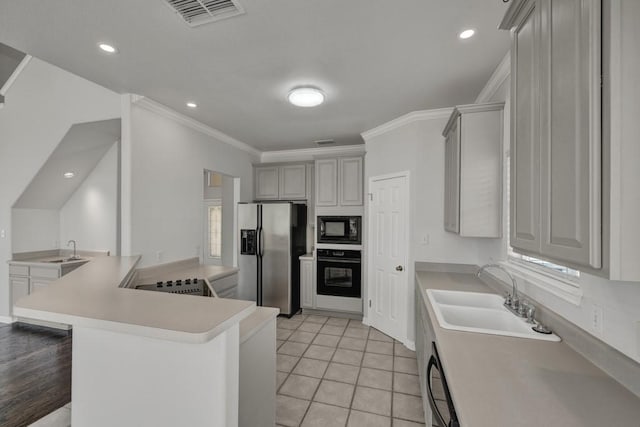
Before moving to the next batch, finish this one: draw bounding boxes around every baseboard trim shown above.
[403,339,416,351]
[0,315,16,324]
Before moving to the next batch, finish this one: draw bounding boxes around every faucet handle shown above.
[525,304,537,324]
[518,300,529,316]
[504,292,512,306]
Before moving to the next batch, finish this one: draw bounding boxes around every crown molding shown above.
[132,96,261,158]
[361,108,453,142]
[475,51,511,103]
[260,144,365,163]
[0,54,32,97]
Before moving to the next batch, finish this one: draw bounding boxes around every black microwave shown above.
[317,216,362,244]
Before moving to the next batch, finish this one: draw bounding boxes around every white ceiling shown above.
[14,119,120,209]
[0,1,510,151]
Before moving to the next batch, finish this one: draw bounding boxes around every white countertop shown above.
[13,256,255,344]
[299,253,315,260]
[415,270,640,427]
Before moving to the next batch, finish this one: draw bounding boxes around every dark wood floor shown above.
[0,323,71,427]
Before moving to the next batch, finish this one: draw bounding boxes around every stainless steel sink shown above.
[426,289,561,342]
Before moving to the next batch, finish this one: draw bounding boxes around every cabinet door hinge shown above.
[368,193,373,201]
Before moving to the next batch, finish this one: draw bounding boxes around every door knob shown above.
[396,265,404,271]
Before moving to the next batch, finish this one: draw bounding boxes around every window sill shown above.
[499,259,583,306]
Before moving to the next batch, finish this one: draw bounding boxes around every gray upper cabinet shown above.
[279,164,308,200]
[315,157,364,208]
[255,164,308,201]
[442,103,504,238]
[443,116,460,234]
[502,0,602,269]
[538,0,601,268]
[509,0,540,253]
[254,166,280,200]
[338,157,364,206]
[315,158,338,207]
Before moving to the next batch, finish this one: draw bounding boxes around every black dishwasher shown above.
[427,342,460,427]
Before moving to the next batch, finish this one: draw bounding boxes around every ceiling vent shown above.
[315,139,335,146]
[164,0,245,27]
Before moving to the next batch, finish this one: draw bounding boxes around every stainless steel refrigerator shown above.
[237,202,307,316]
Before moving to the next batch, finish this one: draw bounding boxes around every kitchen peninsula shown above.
[13,256,262,427]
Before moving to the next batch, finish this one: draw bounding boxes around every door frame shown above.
[365,170,413,349]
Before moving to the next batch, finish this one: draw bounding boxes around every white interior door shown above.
[368,173,409,342]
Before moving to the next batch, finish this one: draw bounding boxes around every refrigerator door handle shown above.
[259,227,265,258]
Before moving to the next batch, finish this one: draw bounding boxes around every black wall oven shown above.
[317,216,362,244]
[316,249,361,298]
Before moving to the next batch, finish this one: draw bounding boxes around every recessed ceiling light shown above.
[288,87,325,108]
[63,172,75,179]
[98,43,118,54]
[186,102,198,108]
[459,29,475,40]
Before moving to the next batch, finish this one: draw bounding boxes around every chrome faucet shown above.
[477,264,524,315]
[67,240,79,260]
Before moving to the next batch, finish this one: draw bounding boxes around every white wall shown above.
[0,57,121,317]
[11,208,60,253]
[221,176,235,266]
[60,142,119,255]
[129,103,256,268]
[364,115,504,343]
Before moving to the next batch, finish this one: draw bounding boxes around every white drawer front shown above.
[9,265,29,276]
[30,266,60,279]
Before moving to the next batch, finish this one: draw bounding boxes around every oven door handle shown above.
[317,258,360,264]
[427,355,448,427]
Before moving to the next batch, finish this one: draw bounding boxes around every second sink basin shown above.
[428,289,505,310]
[426,289,560,342]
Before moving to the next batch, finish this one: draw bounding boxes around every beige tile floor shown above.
[276,313,427,427]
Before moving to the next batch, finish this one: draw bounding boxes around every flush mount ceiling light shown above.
[288,87,325,108]
[63,172,75,179]
[98,43,118,54]
[459,29,476,40]
[186,102,198,108]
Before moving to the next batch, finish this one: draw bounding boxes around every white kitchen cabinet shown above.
[443,115,460,234]
[538,0,602,268]
[279,164,307,200]
[30,278,54,293]
[315,156,364,209]
[442,103,504,238]
[501,0,640,279]
[300,257,314,309]
[501,0,602,269]
[315,158,338,207]
[255,164,308,200]
[254,166,280,200]
[306,164,315,229]
[507,0,541,254]
[338,157,364,206]
[10,276,29,306]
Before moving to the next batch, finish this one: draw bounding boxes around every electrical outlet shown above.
[156,251,163,262]
[592,304,604,334]
[421,234,430,246]
[0,229,5,239]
